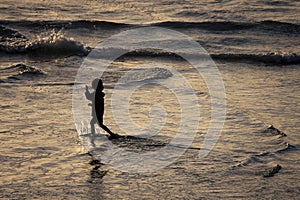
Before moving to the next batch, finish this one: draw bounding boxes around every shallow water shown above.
[1,0,300,199]
[1,56,299,199]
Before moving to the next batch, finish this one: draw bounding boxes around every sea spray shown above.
[0,28,89,56]
[27,29,89,56]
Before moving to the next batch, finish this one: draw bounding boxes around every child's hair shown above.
[92,78,103,89]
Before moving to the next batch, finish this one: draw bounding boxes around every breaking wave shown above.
[0,28,89,56]
[0,20,299,64]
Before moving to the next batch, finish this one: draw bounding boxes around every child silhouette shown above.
[85,78,118,139]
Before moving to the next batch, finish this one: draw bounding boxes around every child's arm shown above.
[85,85,93,100]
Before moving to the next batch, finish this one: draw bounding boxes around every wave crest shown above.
[122,49,300,65]
[212,52,300,65]
[0,29,89,56]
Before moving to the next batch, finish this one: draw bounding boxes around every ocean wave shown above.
[123,50,300,65]
[211,52,300,65]
[27,30,89,56]
[154,21,254,31]
[0,25,26,39]
[118,67,173,85]
[153,20,300,32]
[0,28,89,55]
[232,154,283,177]
[1,63,46,80]
[262,164,282,177]
[1,21,299,64]
[275,142,296,153]
[253,164,282,177]
[0,20,131,31]
[1,19,299,32]
[2,37,299,65]
[262,125,287,137]
[233,155,264,168]
[232,125,296,178]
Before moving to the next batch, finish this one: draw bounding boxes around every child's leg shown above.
[90,120,95,135]
[99,123,116,136]
[96,113,117,137]
[90,120,96,147]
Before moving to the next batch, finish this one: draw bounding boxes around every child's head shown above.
[92,78,104,90]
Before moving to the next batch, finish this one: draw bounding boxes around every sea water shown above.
[0,0,299,199]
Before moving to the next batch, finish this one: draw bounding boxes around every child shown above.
[85,78,118,138]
